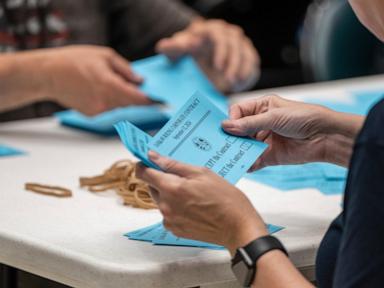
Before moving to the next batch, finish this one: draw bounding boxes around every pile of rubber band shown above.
[80,160,157,209]
[25,160,156,210]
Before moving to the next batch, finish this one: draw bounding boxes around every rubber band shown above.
[80,160,157,209]
[25,183,72,198]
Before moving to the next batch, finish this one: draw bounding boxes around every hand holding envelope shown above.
[115,92,267,184]
[115,92,278,251]
[135,152,271,252]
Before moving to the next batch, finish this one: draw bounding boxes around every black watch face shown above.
[232,261,254,287]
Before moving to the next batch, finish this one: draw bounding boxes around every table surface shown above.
[1,75,383,288]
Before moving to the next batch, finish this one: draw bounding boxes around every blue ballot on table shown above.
[132,55,227,111]
[306,89,384,115]
[56,106,169,136]
[115,92,268,185]
[125,222,284,250]
[246,162,347,195]
[0,144,25,157]
[56,55,227,135]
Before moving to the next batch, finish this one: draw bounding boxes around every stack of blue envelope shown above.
[125,222,284,250]
[0,144,25,157]
[56,55,227,135]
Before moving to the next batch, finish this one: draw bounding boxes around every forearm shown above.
[227,230,313,288]
[251,251,314,288]
[0,51,50,113]
[324,111,365,167]
[226,221,313,288]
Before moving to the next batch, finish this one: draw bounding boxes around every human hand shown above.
[222,95,353,170]
[42,45,151,116]
[156,19,260,93]
[136,151,268,255]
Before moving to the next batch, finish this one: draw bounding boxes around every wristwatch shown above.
[231,235,288,287]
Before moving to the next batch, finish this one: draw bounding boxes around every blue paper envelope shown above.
[149,92,268,184]
[125,222,284,250]
[56,106,169,136]
[150,224,283,250]
[266,224,285,234]
[305,89,384,115]
[132,55,228,112]
[125,223,163,242]
[246,163,346,195]
[151,229,225,250]
[320,163,347,180]
[115,92,268,185]
[114,120,157,169]
[0,144,25,157]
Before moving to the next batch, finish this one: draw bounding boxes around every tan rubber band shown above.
[80,160,157,209]
[25,183,72,198]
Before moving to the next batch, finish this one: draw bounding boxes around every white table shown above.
[1,75,383,288]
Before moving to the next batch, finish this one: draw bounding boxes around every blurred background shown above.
[183,0,384,89]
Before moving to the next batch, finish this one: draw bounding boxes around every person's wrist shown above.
[227,219,268,257]
[36,50,59,102]
[1,52,51,103]
[323,133,355,167]
[320,109,364,167]
[324,109,364,138]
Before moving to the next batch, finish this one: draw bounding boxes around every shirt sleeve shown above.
[105,0,197,60]
[333,98,384,287]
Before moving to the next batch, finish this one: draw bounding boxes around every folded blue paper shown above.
[132,55,227,112]
[125,222,284,250]
[56,106,169,136]
[306,89,384,115]
[0,144,25,157]
[56,55,227,135]
[247,163,347,195]
[115,92,268,184]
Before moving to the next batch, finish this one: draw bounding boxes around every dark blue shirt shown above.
[316,98,384,287]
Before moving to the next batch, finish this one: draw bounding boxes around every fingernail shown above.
[136,75,144,82]
[148,150,160,161]
[222,120,234,128]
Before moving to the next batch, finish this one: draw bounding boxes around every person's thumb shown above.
[222,112,276,136]
[156,38,187,61]
[156,33,201,61]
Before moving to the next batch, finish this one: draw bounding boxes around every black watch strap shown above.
[243,235,287,261]
[231,235,288,287]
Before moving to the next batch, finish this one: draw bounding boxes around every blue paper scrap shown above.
[115,92,268,185]
[56,55,228,135]
[247,162,347,195]
[125,222,284,250]
[0,144,25,157]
